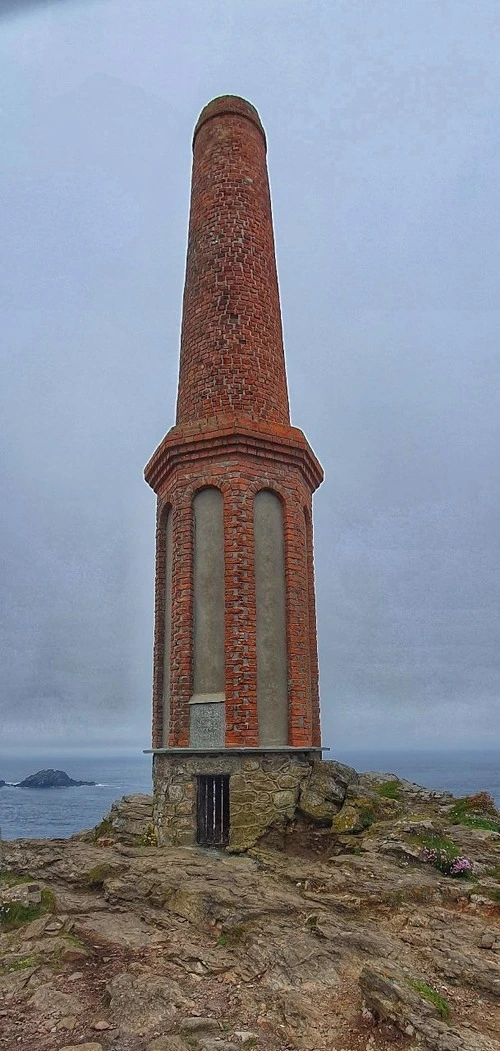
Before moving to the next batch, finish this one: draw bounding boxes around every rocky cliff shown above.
[1,766,499,1051]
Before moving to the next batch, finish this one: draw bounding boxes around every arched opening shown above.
[160,505,173,746]
[254,489,288,746]
[190,487,225,747]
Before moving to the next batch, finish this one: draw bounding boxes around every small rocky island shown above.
[1,764,499,1051]
[5,768,96,789]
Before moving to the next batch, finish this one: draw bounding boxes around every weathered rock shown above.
[199,1042,240,1051]
[29,982,84,1019]
[59,1045,103,1051]
[96,792,154,844]
[1,772,499,1051]
[147,1038,190,1051]
[0,881,41,906]
[297,760,358,823]
[107,971,195,1033]
[360,963,498,1051]
[180,1016,222,1033]
[58,1016,78,1031]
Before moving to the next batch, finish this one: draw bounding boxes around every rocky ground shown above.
[1,769,499,1051]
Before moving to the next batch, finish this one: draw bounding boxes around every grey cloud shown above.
[1,0,499,753]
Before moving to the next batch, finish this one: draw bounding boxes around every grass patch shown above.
[84,863,117,889]
[407,978,451,1020]
[92,815,113,842]
[62,931,86,948]
[449,794,500,833]
[483,888,500,903]
[139,823,157,847]
[0,889,55,932]
[0,872,34,888]
[377,780,401,800]
[387,889,405,906]
[177,1027,201,1049]
[414,833,460,857]
[0,955,39,975]
[413,833,473,878]
[465,817,500,832]
[216,923,250,948]
[359,809,374,829]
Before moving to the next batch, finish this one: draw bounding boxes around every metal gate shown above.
[196,775,230,847]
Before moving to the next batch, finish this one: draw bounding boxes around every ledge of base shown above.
[145,746,329,755]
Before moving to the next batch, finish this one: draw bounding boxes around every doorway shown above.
[196,774,230,847]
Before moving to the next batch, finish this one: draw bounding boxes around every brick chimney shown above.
[145,97,325,849]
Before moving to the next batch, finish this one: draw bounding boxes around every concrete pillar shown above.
[162,508,173,744]
[254,490,288,745]
[190,487,225,747]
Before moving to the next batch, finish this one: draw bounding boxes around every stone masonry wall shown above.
[154,752,313,851]
[153,754,358,851]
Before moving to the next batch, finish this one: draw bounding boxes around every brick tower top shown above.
[175,95,290,427]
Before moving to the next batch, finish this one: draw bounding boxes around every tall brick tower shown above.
[145,96,325,849]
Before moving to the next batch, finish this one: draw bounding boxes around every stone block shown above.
[298,760,357,824]
[273,789,298,810]
[241,758,261,771]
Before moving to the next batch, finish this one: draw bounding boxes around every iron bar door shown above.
[196,774,229,846]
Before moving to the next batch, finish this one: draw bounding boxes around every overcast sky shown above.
[1,0,499,756]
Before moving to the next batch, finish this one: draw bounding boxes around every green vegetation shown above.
[139,823,157,846]
[84,863,117,889]
[449,793,500,833]
[483,887,500,903]
[0,955,39,975]
[178,1028,200,1048]
[359,808,374,829]
[416,833,460,856]
[216,923,249,948]
[387,889,405,907]
[413,833,473,878]
[62,931,86,948]
[0,889,55,932]
[407,978,451,1020]
[377,780,401,800]
[92,815,113,841]
[0,872,34,888]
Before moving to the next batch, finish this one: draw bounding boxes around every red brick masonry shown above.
[145,96,324,751]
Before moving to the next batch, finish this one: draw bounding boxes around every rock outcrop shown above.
[14,769,96,789]
[1,772,499,1051]
[85,793,153,845]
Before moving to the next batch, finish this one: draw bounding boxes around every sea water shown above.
[0,750,498,841]
[0,753,152,841]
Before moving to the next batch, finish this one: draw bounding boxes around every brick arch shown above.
[190,480,226,501]
[252,482,287,506]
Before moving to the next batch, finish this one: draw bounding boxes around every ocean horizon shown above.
[0,748,498,841]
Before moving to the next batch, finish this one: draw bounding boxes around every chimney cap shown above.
[193,95,266,150]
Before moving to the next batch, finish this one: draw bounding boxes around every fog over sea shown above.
[0,750,498,841]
